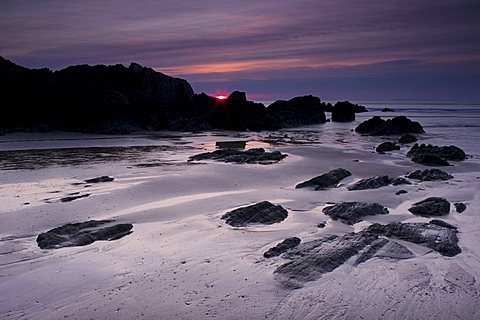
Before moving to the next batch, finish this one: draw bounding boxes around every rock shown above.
[331,101,357,122]
[355,116,425,136]
[391,177,411,185]
[407,144,467,162]
[317,222,326,228]
[454,202,467,213]
[85,176,114,183]
[295,168,351,190]
[347,176,393,190]
[399,133,418,144]
[263,237,301,258]
[407,169,453,181]
[322,202,389,224]
[410,153,450,166]
[188,148,287,164]
[215,141,247,149]
[381,107,395,112]
[430,219,457,229]
[60,194,90,202]
[376,142,400,153]
[395,190,408,195]
[367,221,461,256]
[221,201,288,227]
[408,197,450,216]
[36,220,133,249]
[267,95,327,128]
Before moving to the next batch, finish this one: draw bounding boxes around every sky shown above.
[1,0,479,103]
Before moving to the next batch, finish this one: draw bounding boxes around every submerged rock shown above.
[348,176,393,190]
[85,176,114,183]
[454,202,467,213]
[295,168,351,190]
[37,220,133,249]
[367,221,461,256]
[264,237,301,258]
[355,116,425,136]
[408,197,451,216]
[221,201,288,227]
[407,169,453,181]
[322,202,389,224]
[188,148,287,164]
[376,142,400,153]
[407,144,467,162]
[399,133,418,144]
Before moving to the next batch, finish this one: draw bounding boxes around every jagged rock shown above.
[355,116,425,136]
[407,144,466,163]
[395,190,408,195]
[407,169,453,181]
[85,176,114,183]
[60,194,90,202]
[391,177,411,186]
[267,95,327,127]
[322,202,389,224]
[376,142,400,153]
[221,201,288,227]
[36,220,133,249]
[188,148,287,164]
[454,202,467,213]
[381,108,395,112]
[347,176,393,190]
[410,153,450,166]
[399,133,418,144]
[263,237,301,258]
[408,197,450,216]
[430,219,457,229]
[367,221,461,256]
[295,168,351,190]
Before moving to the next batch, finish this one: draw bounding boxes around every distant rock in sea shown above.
[355,116,425,135]
[331,101,367,122]
[398,133,418,144]
[381,107,395,112]
[267,95,327,127]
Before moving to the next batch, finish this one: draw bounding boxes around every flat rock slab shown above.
[367,221,461,257]
[323,202,389,224]
[264,237,301,258]
[37,220,133,249]
[355,116,425,136]
[188,148,287,164]
[296,168,351,190]
[409,197,451,216]
[85,176,114,183]
[221,201,288,227]
[407,169,453,181]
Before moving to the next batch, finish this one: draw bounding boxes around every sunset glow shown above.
[216,95,227,100]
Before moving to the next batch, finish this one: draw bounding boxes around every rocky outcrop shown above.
[188,148,287,164]
[322,202,389,224]
[454,202,467,213]
[36,220,133,249]
[399,133,418,144]
[331,101,364,122]
[407,144,467,163]
[355,116,425,136]
[295,168,351,190]
[407,169,453,181]
[264,237,301,258]
[221,201,288,227]
[408,197,451,216]
[376,142,400,153]
[267,95,327,127]
[367,221,461,256]
[85,176,114,183]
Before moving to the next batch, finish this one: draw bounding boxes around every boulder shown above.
[347,176,393,190]
[331,101,356,122]
[407,144,467,162]
[376,142,400,153]
[454,202,467,213]
[221,201,288,227]
[188,148,287,164]
[407,169,453,181]
[263,237,301,258]
[267,95,327,127]
[355,116,425,136]
[322,202,389,224]
[408,197,451,216]
[399,133,418,144]
[295,168,351,190]
[36,220,133,249]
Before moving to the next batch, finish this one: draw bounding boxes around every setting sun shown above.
[216,95,227,100]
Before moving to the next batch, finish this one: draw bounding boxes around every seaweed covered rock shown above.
[188,148,287,164]
[355,116,425,136]
[407,169,453,181]
[408,197,451,216]
[37,220,133,249]
[295,168,351,190]
[221,201,288,227]
[264,237,301,258]
[322,202,389,224]
[347,176,393,190]
[376,142,400,153]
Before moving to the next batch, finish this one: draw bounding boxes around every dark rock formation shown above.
[221,201,288,227]
[322,202,389,224]
[347,176,393,190]
[407,144,467,163]
[60,194,91,202]
[355,116,425,136]
[295,168,351,190]
[410,153,450,166]
[454,202,467,213]
[391,177,411,186]
[367,221,461,256]
[317,222,326,228]
[376,142,400,153]
[188,148,287,164]
[85,176,114,183]
[407,169,453,181]
[267,95,327,128]
[36,220,133,249]
[264,237,301,258]
[430,219,457,229]
[399,133,418,144]
[408,197,451,216]
[395,190,408,195]
[331,101,361,122]
[381,108,395,112]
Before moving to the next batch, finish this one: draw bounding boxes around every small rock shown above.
[322,202,389,225]
[399,134,418,144]
[381,108,395,112]
[296,168,351,190]
[221,201,288,227]
[454,202,467,213]
[408,197,450,216]
[411,154,450,166]
[317,222,326,228]
[395,190,408,195]
[376,142,400,153]
[60,194,90,202]
[407,169,453,181]
[391,177,411,186]
[264,237,301,258]
[85,176,114,183]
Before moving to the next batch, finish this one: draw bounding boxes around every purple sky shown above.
[1,0,479,102]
